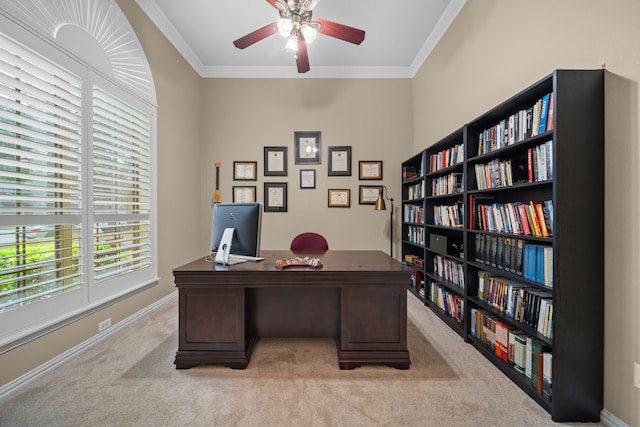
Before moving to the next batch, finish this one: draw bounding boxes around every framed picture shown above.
[359,160,383,180]
[328,189,350,208]
[264,146,287,176]
[359,185,383,205]
[328,146,352,176]
[233,161,257,181]
[232,186,256,203]
[264,182,287,212]
[294,131,321,165]
[300,169,316,189]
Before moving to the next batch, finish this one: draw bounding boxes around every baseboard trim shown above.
[0,291,177,401]
[601,409,630,427]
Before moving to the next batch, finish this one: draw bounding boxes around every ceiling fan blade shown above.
[233,22,278,49]
[296,39,310,73]
[314,18,365,45]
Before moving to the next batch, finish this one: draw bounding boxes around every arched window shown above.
[0,0,157,345]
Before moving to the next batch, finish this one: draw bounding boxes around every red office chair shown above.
[290,232,329,251]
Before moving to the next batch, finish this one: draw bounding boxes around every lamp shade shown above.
[375,192,387,210]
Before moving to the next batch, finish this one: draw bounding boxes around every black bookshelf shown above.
[401,70,604,422]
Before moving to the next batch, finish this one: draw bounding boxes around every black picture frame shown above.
[264,146,288,176]
[232,186,256,203]
[359,160,383,180]
[264,182,287,212]
[294,131,321,165]
[359,185,383,205]
[233,161,257,181]
[328,146,352,176]
[300,169,316,189]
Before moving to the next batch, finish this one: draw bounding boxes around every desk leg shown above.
[338,287,410,370]
[174,287,255,369]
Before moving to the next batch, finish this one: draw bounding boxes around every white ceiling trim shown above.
[136,0,466,79]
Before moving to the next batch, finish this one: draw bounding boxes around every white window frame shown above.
[0,2,158,348]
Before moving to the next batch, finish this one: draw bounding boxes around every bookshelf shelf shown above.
[401,70,604,422]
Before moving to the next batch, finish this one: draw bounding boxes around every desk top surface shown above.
[174,250,409,274]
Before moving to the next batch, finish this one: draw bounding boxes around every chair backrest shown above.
[290,232,329,251]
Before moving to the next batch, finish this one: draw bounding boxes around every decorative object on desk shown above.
[264,146,288,176]
[359,160,383,180]
[300,169,316,189]
[234,161,257,181]
[328,146,351,176]
[233,186,256,203]
[294,131,321,165]
[328,189,350,207]
[290,232,329,251]
[359,185,383,205]
[264,182,287,212]
[375,185,394,257]
[232,0,365,74]
[212,161,222,205]
[275,256,323,269]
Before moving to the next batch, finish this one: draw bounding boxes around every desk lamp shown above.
[375,186,394,257]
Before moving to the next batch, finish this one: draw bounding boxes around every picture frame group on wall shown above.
[328,146,352,176]
[264,146,288,176]
[294,131,321,165]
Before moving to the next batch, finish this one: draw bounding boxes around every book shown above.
[513,332,527,374]
[530,339,544,388]
[495,320,510,362]
[538,93,550,134]
[545,92,554,132]
[542,352,552,398]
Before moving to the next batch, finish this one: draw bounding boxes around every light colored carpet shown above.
[0,293,601,427]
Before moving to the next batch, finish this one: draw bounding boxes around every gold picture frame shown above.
[328,189,350,207]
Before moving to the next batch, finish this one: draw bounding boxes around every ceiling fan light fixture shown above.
[285,33,298,52]
[301,23,317,43]
[277,18,293,37]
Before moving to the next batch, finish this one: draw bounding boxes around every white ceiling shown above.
[134,0,466,78]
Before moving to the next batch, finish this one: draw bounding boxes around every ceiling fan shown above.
[233,0,365,73]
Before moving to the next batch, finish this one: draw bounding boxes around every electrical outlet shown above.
[635,363,640,389]
[98,318,111,333]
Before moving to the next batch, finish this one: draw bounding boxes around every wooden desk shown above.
[173,250,412,370]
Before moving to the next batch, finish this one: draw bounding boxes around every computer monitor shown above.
[211,202,262,257]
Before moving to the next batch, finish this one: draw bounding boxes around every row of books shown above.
[433,203,464,228]
[403,204,424,224]
[474,157,527,190]
[523,244,553,287]
[405,180,425,200]
[410,269,425,294]
[474,234,553,287]
[403,165,422,181]
[528,140,553,182]
[432,172,463,196]
[433,254,465,289]
[428,280,464,324]
[477,92,554,156]
[429,143,464,173]
[471,307,552,398]
[406,225,425,245]
[471,197,553,237]
[477,271,553,338]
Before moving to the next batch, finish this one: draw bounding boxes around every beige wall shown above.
[413,0,640,425]
[198,79,412,254]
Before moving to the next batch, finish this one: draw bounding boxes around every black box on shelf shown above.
[430,234,448,253]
